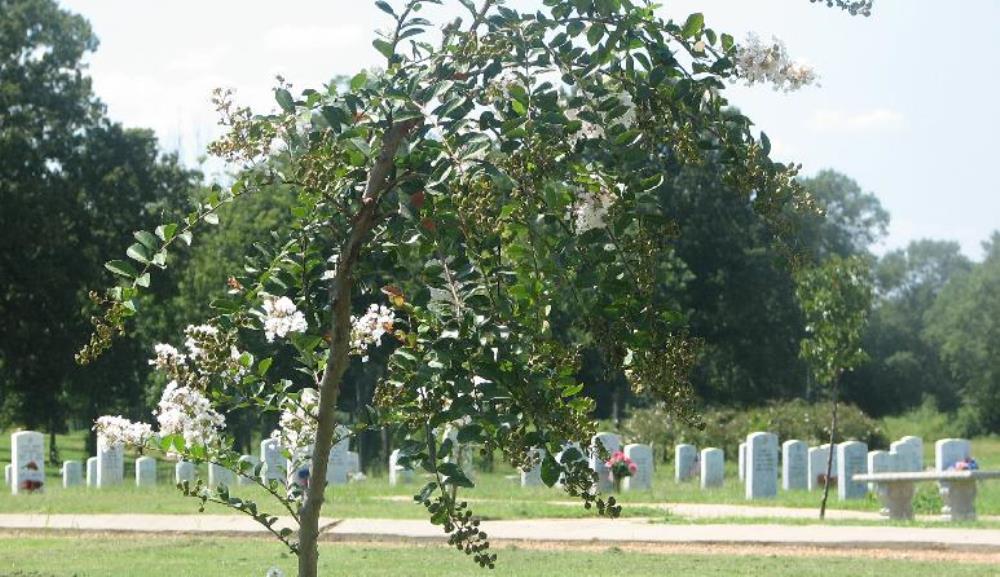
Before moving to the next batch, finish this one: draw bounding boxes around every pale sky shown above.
[61,0,1000,259]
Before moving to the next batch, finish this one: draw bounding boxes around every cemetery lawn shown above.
[3,533,999,577]
[3,431,999,521]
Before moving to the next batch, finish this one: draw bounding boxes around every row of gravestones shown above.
[4,428,361,494]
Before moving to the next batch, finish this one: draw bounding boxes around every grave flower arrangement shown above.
[951,457,979,471]
[606,450,638,491]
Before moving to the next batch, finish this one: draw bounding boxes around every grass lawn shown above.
[2,430,999,521]
[2,533,999,577]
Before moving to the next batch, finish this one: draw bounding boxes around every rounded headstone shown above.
[700,447,724,489]
[623,444,653,491]
[836,441,868,500]
[781,440,808,491]
[135,456,157,487]
[62,460,83,488]
[745,432,778,500]
[11,431,45,495]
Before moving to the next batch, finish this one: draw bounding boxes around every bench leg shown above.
[876,481,914,520]
[938,480,977,521]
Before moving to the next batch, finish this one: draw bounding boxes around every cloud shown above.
[807,108,904,133]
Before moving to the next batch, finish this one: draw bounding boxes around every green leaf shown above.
[134,230,158,250]
[375,0,396,17]
[540,453,560,487]
[126,243,151,264]
[135,273,151,288]
[179,231,193,246]
[105,260,137,279]
[155,223,178,242]
[681,13,704,38]
[275,88,295,112]
[204,213,219,225]
[586,23,605,46]
[350,71,368,91]
[373,38,394,59]
[257,357,273,377]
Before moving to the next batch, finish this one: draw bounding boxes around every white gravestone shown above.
[11,431,45,494]
[867,450,895,495]
[674,444,698,483]
[135,456,157,487]
[442,425,476,479]
[346,451,360,477]
[86,456,97,487]
[623,444,653,491]
[389,448,415,486]
[209,462,235,488]
[745,432,778,500]
[890,436,923,472]
[62,460,83,488]
[589,432,621,493]
[326,425,351,486]
[700,447,724,489]
[935,438,972,471]
[807,444,838,491]
[237,455,260,486]
[260,438,286,484]
[521,448,544,487]
[738,442,746,481]
[96,434,124,488]
[4,463,11,487]
[782,440,808,491]
[175,460,195,485]
[287,445,312,489]
[836,441,868,500]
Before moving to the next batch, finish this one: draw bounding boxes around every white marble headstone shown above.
[62,460,83,488]
[935,438,971,471]
[135,456,157,487]
[209,462,235,488]
[866,449,895,492]
[890,436,923,472]
[807,444,838,491]
[782,440,808,491]
[346,451,361,477]
[674,443,698,483]
[260,438,286,484]
[389,448,415,486]
[237,455,260,486]
[745,432,778,499]
[589,432,621,493]
[4,463,12,487]
[521,448,544,487]
[175,460,195,485]
[836,441,868,500]
[700,447,724,489]
[86,456,97,487]
[96,434,124,488]
[11,431,45,495]
[326,425,351,486]
[623,444,653,491]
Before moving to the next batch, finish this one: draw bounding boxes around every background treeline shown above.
[2,0,998,467]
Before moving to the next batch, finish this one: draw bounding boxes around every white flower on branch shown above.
[350,303,395,362]
[733,33,818,92]
[93,415,154,448]
[183,324,219,360]
[149,343,185,371]
[261,296,308,342]
[272,388,319,451]
[155,380,226,450]
[573,187,616,234]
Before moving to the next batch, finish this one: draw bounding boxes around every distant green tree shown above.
[925,234,1000,433]
[795,169,889,260]
[795,255,873,519]
[0,0,198,455]
[844,240,971,415]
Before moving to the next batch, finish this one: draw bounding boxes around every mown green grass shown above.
[1,534,997,577]
[2,431,999,521]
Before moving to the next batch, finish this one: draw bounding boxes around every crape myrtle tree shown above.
[79,0,868,575]
[795,255,873,519]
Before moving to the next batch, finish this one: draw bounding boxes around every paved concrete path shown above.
[2,514,999,551]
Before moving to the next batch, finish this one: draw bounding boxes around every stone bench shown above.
[853,470,1000,521]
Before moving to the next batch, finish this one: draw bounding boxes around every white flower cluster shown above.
[155,380,226,450]
[350,304,395,362]
[262,296,308,342]
[733,33,818,92]
[149,343,185,370]
[93,415,154,448]
[573,188,616,234]
[272,388,319,451]
[184,324,219,360]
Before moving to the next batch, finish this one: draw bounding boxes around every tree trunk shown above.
[819,378,840,520]
[296,119,418,577]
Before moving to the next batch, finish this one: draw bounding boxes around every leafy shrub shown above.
[882,396,984,440]
[620,399,887,463]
